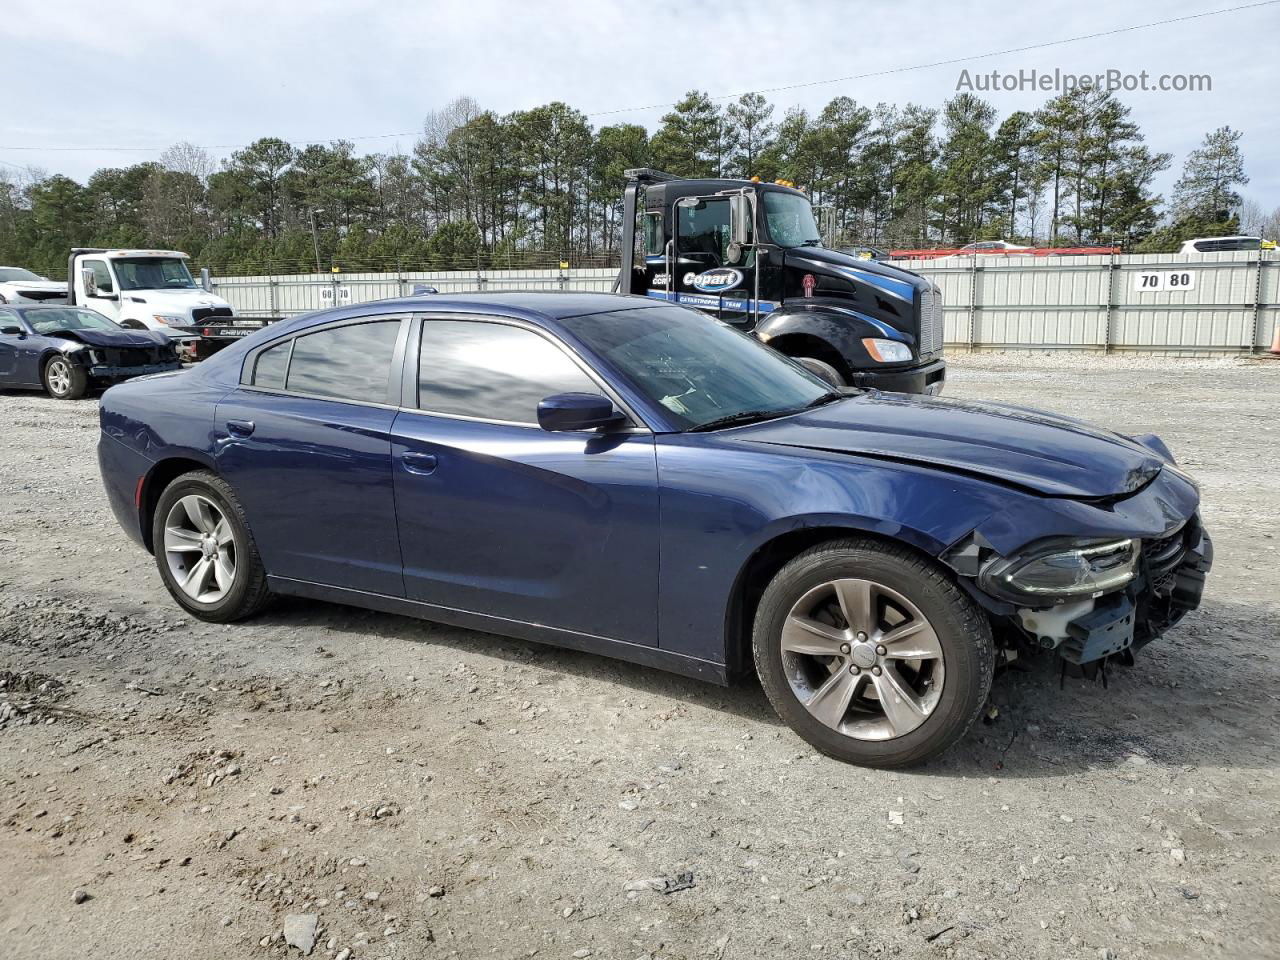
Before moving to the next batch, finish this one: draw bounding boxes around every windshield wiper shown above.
[687,409,792,432]
[803,391,844,409]
[798,239,824,247]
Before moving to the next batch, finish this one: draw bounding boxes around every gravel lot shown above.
[1,354,1278,960]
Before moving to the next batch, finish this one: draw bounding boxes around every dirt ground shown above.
[1,353,1277,960]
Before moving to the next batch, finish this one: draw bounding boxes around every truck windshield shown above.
[112,258,196,291]
[561,305,833,430]
[763,192,822,248]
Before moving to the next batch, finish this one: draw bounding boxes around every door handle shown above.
[226,419,256,438]
[401,452,438,475]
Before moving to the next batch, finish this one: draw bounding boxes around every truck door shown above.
[671,196,758,327]
[80,258,122,323]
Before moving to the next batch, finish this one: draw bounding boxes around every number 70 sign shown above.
[1133,270,1196,292]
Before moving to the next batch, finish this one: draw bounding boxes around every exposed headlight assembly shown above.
[980,538,1138,602]
[861,337,912,363]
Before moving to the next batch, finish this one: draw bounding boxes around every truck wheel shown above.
[795,357,845,387]
[43,356,88,399]
[152,471,272,623]
[752,538,993,768]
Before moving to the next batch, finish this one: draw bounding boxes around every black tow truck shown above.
[618,169,945,393]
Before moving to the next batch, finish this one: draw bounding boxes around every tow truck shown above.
[65,248,276,360]
[617,169,945,393]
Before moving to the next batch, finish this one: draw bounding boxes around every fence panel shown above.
[209,257,1278,355]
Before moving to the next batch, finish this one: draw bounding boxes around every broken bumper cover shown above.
[88,361,182,381]
[1057,520,1212,665]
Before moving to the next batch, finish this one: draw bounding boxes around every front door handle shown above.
[401,452,438,475]
[226,419,255,438]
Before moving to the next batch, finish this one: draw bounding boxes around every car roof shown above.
[275,291,660,336]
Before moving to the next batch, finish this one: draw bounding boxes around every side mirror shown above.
[730,193,752,247]
[0,325,23,336]
[537,393,623,432]
[81,267,99,296]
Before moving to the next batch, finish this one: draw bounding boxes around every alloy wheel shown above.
[780,577,945,740]
[163,494,237,603]
[46,359,72,396]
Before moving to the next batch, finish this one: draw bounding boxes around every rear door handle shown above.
[401,452,438,475]
[226,419,255,438]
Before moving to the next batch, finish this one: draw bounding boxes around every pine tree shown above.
[1172,126,1249,223]
[725,93,776,178]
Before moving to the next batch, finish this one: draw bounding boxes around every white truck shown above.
[66,248,239,351]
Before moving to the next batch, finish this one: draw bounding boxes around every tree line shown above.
[0,88,1264,279]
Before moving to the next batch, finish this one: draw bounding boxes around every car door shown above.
[391,316,661,646]
[0,309,23,381]
[214,315,410,596]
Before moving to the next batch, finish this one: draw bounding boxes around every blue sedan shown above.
[96,293,1211,766]
[0,303,180,399]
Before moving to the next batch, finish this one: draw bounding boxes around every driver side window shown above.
[677,200,730,264]
[84,260,114,294]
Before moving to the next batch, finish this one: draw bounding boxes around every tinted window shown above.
[252,340,291,389]
[418,321,598,424]
[678,198,730,263]
[285,321,400,402]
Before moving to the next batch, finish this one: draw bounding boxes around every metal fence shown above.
[209,252,1280,355]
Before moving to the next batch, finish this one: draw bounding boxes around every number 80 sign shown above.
[1133,270,1197,292]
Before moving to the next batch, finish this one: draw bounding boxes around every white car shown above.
[0,266,68,304]
[1178,236,1276,254]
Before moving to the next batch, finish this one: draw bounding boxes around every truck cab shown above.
[619,169,945,394]
[67,248,234,345]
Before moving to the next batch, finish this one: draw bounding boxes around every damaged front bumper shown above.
[87,361,182,382]
[1015,517,1213,666]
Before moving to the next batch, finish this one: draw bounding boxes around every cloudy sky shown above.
[4,0,1277,207]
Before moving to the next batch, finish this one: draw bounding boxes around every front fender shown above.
[756,304,910,370]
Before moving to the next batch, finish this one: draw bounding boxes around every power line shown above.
[0,0,1273,156]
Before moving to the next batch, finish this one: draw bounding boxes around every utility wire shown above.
[0,0,1273,155]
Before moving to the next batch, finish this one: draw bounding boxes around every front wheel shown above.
[43,356,88,399]
[753,538,993,768]
[152,471,272,622]
[794,356,845,387]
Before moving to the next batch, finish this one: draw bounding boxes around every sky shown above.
[3,0,1278,209]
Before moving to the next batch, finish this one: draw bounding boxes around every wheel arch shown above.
[139,454,219,553]
[762,332,851,381]
[721,520,949,680]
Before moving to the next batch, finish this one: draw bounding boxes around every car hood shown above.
[1,280,67,299]
[52,327,171,348]
[727,392,1167,498]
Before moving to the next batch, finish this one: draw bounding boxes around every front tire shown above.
[43,356,88,399]
[794,356,845,387]
[753,538,993,768]
[152,471,271,622]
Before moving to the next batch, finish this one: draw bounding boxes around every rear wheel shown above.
[43,356,88,399]
[152,471,271,622]
[753,538,993,767]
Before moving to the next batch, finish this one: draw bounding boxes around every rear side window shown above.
[252,340,291,388]
[417,320,598,424]
[284,320,401,402]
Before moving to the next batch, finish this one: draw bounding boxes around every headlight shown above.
[861,338,912,363]
[980,538,1138,601]
[153,314,186,326]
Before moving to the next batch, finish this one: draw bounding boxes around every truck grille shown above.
[918,288,944,357]
[191,307,233,324]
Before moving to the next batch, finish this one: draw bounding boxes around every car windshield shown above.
[0,267,45,282]
[762,191,822,248]
[561,305,834,430]
[25,308,120,335]
[112,257,196,290]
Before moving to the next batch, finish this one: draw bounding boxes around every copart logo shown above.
[691,268,744,293]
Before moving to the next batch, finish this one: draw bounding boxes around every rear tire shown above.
[752,537,993,768]
[42,356,88,399]
[152,470,272,622]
